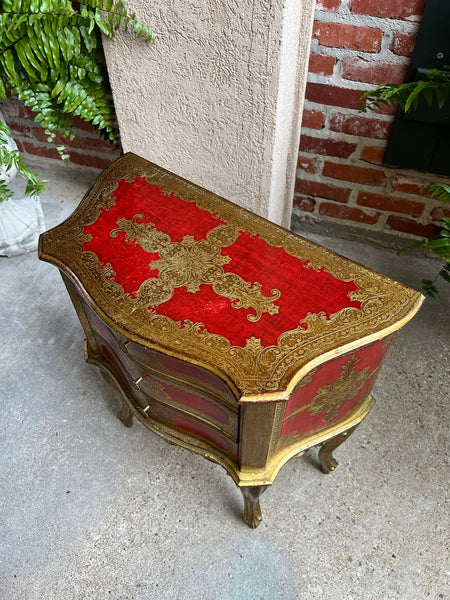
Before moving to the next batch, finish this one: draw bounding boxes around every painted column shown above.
[103,0,315,227]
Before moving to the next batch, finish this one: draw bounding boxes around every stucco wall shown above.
[102,0,315,226]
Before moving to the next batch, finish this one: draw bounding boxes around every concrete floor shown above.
[1,156,448,600]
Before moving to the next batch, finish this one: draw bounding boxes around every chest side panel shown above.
[277,336,395,450]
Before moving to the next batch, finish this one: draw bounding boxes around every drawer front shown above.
[80,299,239,442]
[128,342,238,409]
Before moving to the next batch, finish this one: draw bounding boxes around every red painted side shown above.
[280,337,393,439]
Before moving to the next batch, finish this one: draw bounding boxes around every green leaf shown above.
[2,50,18,81]
[15,38,42,81]
[439,269,450,283]
[51,76,67,98]
[425,238,450,248]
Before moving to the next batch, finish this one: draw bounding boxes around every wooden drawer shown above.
[82,300,239,442]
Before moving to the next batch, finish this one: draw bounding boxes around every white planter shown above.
[0,109,45,257]
[0,195,45,257]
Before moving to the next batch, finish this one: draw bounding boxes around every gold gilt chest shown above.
[39,153,423,527]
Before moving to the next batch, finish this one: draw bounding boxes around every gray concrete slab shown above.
[1,156,448,600]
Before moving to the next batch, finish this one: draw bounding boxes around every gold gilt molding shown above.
[111,216,281,322]
[39,153,424,398]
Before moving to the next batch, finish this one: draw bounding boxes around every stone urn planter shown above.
[0,110,45,257]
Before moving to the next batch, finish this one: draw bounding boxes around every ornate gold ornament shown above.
[111,216,281,322]
[284,356,370,423]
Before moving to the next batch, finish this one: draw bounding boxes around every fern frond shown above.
[0,0,154,153]
[361,69,450,113]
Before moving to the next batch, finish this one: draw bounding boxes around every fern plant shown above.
[0,119,46,202]
[361,69,450,296]
[362,67,450,114]
[0,0,155,162]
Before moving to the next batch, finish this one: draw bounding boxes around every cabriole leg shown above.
[318,426,357,474]
[240,485,268,529]
[117,401,133,427]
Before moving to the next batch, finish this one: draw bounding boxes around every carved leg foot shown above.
[318,426,357,474]
[117,401,133,427]
[240,485,268,529]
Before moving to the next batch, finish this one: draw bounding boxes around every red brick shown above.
[342,58,408,85]
[305,83,363,110]
[295,179,350,203]
[361,146,386,164]
[319,202,379,224]
[308,53,336,76]
[431,206,450,221]
[392,175,431,195]
[299,135,357,158]
[301,109,325,130]
[22,141,62,160]
[323,161,386,185]
[33,127,66,145]
[372,103,397,116]
[66,150,117,169]
[1,101,36,120]
[70,135,118,153]
[33,125,118,152]
[315,0,341,11]
[350,0,425,21]
[357,191,424,216]
[391,32,417,57]
[387,215,440,238]
[21,141,116,169]
[313,22,382,52]
[293,196,316,212]
[7,121,33,138]
[330,113,391,139]
[297,154,318,174]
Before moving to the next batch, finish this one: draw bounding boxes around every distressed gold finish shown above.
[118,401,133,427]
[318,426,358,474]
[38,153,424,529]
[284,356,369,424]
[39,153,423,397]
[128,347,239,413]
[111,216,280,322]
[241,485,268,529]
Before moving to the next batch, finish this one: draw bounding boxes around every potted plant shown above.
[0,112,45,256]
[362,68,450,296]
[0,0,155,255]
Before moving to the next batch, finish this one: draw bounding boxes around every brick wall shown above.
[295,0,450,239]
[0,96,120,171]
[2,1,450,240]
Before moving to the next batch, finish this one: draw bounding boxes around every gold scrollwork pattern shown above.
[39,153,423,396]
[284,356,370,424]
[110,216,281,322]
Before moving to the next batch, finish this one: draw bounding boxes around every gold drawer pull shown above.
[131,376,143,390]
[119,340,131,354]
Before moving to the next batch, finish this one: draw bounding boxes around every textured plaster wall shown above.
[102,1,315,226]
